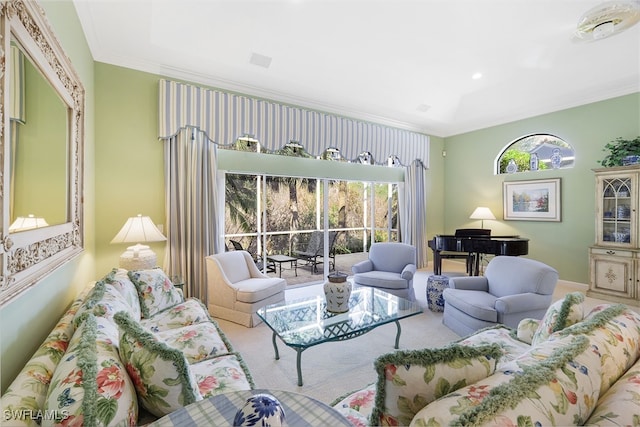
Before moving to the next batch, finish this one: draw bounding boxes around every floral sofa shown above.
[1,268,254,426]
[333,292,640,426]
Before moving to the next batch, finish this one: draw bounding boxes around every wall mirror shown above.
[0,0,85,304]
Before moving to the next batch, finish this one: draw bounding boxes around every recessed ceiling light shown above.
[472,72,483,80]
[249,52,272,69]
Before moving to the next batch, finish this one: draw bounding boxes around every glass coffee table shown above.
[257,286,423,386]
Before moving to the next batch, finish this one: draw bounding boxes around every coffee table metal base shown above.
[270,320,403,386]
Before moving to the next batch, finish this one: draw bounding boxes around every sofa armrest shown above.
[369,344,503,426]
[352,259,373,274]
[495,293,549,314]
[448,276,488,291]
[401,263,417,281]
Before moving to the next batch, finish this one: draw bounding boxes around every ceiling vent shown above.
[575,0,640,40]
[249,52,273,69]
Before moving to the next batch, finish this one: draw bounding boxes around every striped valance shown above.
[158,79,429,166]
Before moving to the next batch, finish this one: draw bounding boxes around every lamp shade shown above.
[469,207,496,221]
[111,215,166,270]
[9,214,49,232]
[111,214,166,244]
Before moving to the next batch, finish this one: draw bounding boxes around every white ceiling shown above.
[72,0,640,137]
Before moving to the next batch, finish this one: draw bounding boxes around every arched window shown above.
[496,134,575,174]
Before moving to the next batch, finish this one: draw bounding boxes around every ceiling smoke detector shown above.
[575,1,640,40]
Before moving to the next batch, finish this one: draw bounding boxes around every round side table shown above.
[149,389,351,426]
[426,275,449,312]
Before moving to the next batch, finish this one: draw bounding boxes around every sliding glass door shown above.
[224,172,400,284]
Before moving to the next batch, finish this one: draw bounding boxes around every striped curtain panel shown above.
[10,43,25,123]
[401,160,428,268]
[158,79,429,166]
[163,128,219,302]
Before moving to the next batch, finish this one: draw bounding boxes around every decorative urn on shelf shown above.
[323,271,351,313]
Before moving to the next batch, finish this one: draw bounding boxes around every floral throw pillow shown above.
[370,343,503,426]
[73,281,135,329]
[114,312,202,417]
[531,291,585,346]
[128,268,183,318]
[44,314,138,427]
[105,268,142,320]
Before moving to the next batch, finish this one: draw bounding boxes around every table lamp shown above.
[469,207,496,229]
[111,214,166,270]
[9,214,49,232]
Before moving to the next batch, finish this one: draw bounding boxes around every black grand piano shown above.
[429,230,529,276]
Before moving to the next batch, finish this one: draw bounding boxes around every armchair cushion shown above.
[485,256,558,298]
[368,242,416,274]
[234,278,288,303]
[442,289,498,322]
[352,271,411,291]
[494,292,550,313]
[213,251,253,283]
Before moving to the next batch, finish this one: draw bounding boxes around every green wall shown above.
[443,93,640,284]
[0,0,96,393]
[94,63,165,276]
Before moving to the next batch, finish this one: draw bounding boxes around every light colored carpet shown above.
[217,267,593,405]
[217,271,460,404]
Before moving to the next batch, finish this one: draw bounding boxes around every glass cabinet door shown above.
[598,174,635,246]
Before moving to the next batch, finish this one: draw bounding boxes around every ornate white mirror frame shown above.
[0,0,84,304]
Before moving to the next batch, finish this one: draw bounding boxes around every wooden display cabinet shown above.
[589,165,640,305]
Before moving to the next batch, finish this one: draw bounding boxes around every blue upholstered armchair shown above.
[442,256,559,336]
[351,242,417,301]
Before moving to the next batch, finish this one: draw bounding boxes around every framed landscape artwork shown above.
[503,178,561,221]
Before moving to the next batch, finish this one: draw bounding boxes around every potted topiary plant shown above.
[600,136,640,167]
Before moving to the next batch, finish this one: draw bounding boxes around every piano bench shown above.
[426,275,450,312]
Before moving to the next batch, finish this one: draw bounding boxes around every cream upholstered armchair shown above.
[442,256,559,336]
[206,251,286,327]
[351,242,417,301]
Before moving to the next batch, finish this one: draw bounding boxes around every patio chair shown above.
[228,239,275,274]
[294,230,338,273]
